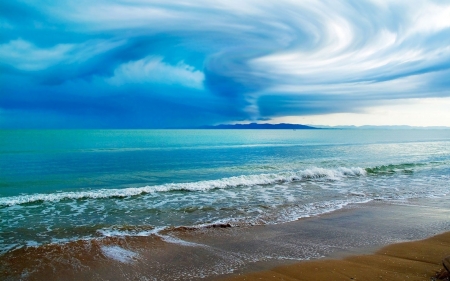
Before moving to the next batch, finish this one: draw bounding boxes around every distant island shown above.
[199,123,318,129]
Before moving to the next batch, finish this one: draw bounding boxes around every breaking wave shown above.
[0,167,366,207]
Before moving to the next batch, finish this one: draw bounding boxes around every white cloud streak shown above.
[0,39,74,71]
[107,56,204,89]
[3,0,450,125]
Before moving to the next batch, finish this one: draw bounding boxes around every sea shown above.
[1,129,450,258]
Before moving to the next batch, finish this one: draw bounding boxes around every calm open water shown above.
[1,129,450,255]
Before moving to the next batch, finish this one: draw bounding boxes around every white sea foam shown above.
[156,234,206,247]
[101,246,138,263]
[98,227,164,237]
[0,167,366,207]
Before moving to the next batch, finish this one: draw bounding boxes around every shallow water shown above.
[1,129,450,255]
[2,201,450,281]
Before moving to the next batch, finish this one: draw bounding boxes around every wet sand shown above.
[1,200,450,280]
[223,231,450,281]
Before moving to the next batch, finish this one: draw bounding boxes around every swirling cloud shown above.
[1,0,449,127]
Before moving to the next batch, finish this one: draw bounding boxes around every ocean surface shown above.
[1,129,450,255]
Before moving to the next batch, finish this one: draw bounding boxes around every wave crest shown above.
[0,167,366,207]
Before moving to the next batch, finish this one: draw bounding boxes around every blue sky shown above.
[1,0,450,128]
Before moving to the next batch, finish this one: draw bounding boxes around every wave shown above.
[96,198,368,240]
[364,163,425,175]
[0,167,366,207]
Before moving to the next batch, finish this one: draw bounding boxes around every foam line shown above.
[0,167,366,207]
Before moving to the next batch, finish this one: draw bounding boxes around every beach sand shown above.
[223,231,450,281]
[1,201,449,280]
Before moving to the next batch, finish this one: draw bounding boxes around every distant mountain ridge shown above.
[199,123,318,129]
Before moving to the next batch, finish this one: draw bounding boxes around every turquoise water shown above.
[1,129,450,254]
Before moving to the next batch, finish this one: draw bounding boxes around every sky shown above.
[1,0,450,128]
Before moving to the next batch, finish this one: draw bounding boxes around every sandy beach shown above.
[1,200,450,280]
[224,231,450,281]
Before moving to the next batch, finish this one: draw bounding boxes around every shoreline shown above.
[222,231,450,281]
[1,200,449,280]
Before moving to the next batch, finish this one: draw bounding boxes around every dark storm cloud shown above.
[1,0,450,127]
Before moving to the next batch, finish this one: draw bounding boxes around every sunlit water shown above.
[1,129,450,254]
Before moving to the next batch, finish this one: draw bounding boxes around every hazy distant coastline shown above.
[312,125,450,130]
[195,123,450,130]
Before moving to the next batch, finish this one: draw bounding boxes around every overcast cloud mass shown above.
[1,0,450,128]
